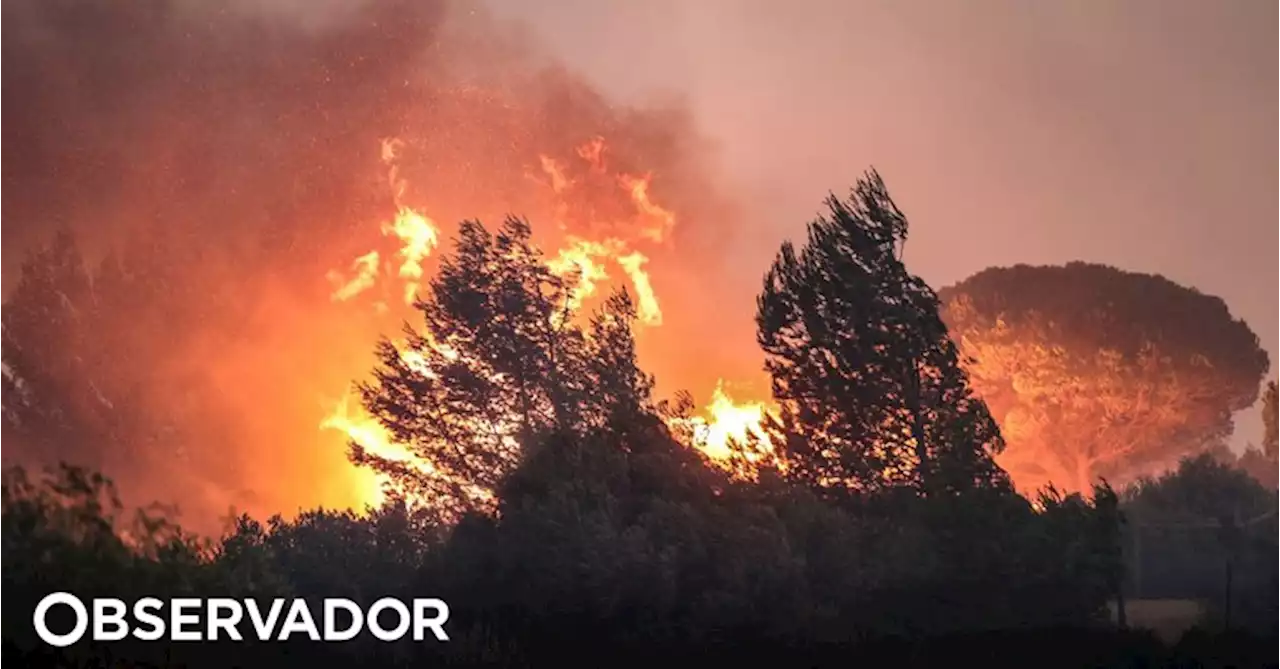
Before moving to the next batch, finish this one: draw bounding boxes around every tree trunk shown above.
[905,356,930,493]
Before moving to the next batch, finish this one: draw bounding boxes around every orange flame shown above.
[319,392,495,511]
[327,251,381,302]
[319,389,414,509]
[575,135,607,173]
[322,136,769,509]
[325,138,441,307]
[619,173,676,243]
[615,251,661,326]
[546,237,662,326]
[683,380,775,461]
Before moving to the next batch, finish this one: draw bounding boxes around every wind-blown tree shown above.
[938,263,1270,493]
[756,170,1011,498]
[356,217,656,521]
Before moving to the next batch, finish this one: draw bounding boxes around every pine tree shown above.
[356,217,656,519]
[578,292,653,424]
[756,170,1010,498]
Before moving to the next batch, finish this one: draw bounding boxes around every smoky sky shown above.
[484,0,1279,448]
[4,0,439,277]
[0,0,745,527]
[1,0,1274,527]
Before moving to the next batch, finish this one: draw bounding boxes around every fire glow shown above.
[320,136,776,509]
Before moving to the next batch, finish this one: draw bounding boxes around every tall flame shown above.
[326,138,441,307]
[619,173,677,243]
[321,136,770,509]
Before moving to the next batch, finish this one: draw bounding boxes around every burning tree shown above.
[756,170,1011,498]
[354,217,658,521]
[938,263,1270,493]
[8,0,756,523]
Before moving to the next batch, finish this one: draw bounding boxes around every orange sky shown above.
[482,0,1279,450]
[1,0,1274,525]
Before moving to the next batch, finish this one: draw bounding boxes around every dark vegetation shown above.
[4,174,1276,668]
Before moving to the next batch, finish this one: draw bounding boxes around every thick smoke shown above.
[2,0,747,531]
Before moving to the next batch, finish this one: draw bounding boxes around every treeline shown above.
[3,173,1276,667]
[1121,454,1278,632]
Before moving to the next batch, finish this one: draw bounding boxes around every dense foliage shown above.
[757,171,1011,497]
[938,263,1270,493]
[4,176,1275,667]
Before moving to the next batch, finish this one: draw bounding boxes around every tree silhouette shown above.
[0,216,1221,667]
[756,170,1011,498]
[1125,454,1276,525]
[356,217,656,521]
[939,263,1270,493]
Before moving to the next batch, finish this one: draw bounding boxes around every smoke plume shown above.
[2,0,752,531]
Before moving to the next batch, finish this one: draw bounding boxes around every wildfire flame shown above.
[684,381,776,460]
[327,138,441,306]
[320,135,772,510]
[318,390,409,509]
[546,238,662,326]
[319,384,492,510]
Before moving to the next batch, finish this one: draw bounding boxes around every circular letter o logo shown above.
[366,598,410,641]
[34,592,88,648]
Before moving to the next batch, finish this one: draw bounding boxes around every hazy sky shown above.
[481,0,1278,448]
